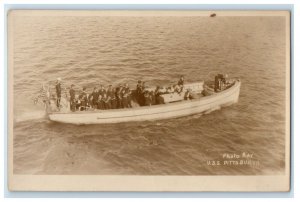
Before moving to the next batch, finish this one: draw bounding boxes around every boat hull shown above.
[48,80,241,124]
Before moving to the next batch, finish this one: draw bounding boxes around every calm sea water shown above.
[12,15,287,175]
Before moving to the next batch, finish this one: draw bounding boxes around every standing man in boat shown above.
[69,84,76,111]
[115,86,122,108]
[214,74,224,92]
[91,87,100,109]
[177,75,184,93]
[110,87,117,109]
[140,81,147,106]
[178,75,184,85]
[136,80,143,106]
[124,83,132,108]
[55,78,62,109]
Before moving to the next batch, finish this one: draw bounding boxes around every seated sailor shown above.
[74,95,81,110]
[184,89,193,100]
[144,91,152,106]
[136,80,143,106]
[97,94,104,109]
[78,87,88,111]
[110,88,117,109]
[140,82,146,106]
[174,84,181,94]
[121,88,128,108]
[91,87,99,109]
[115,85,123,109]
[106,85,113,98]
[150,91,156,105]
[69,84,76,111]
[154,86,165,105]
[102,93,111,110]
[124,83,132,108]
[99,85,106,96]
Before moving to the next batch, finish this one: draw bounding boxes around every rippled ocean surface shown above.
[12,15,287,175]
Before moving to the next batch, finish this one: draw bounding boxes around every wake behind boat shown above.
[35,74,241,124]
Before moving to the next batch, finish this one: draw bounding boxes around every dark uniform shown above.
[154,87,160,105]
[79,90,88,111]
[102,96,111,110]
[99,88,106,97]
[144,93,152,106]
[184,91,192,100]
[214,74,224,92]
[69,88,76,111]
[155,89,165,105]
[136,82,143,106]
[101,97,106,110]
[88,94,93,107]
[150,91,156,105]
[91,90,99,108]
[140,83,146,106]
[75,99,81,110]
[97,96,103,109]
[115,87,122,108]
[178,78,184,86]
[106,88,113,110]
[110,89,117,109]
[55,82,61,108]
[178,77,184,93]
[124,87,132,108]
[121,89,128,108]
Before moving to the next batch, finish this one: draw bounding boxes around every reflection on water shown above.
[13,15,287,175]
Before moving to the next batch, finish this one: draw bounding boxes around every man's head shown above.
[57,78,61,83]
[71,84,74,89]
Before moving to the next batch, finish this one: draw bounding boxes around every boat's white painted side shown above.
[48,80,241,124]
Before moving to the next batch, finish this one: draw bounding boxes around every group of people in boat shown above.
[35,74,235,112]
[67,83,133,111]
[214,74,229,92]
[135,75,185,106]
[54,76,187,112]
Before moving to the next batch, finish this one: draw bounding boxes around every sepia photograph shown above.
[8,10,290,191]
